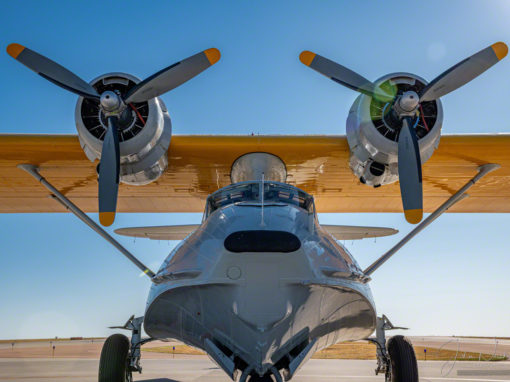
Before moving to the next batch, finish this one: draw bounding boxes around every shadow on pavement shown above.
[138,379,179,382]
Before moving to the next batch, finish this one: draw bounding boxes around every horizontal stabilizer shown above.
[115,224,200,240]
[321,225,398,240]
[115,224,397,241]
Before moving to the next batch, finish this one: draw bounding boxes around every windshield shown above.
[204,181,314,218]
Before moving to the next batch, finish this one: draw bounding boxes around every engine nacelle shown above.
[75,73,171,185]
[346,73,443,187]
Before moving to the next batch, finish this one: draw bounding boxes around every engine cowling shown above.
[346,73,443,187]
[75,73,171,185]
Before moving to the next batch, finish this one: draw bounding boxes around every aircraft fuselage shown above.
[144,181,376,379]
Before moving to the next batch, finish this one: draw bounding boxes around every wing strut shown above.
[17,164,156,279]
[363,164,500,276]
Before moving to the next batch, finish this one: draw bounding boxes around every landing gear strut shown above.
[369,315,418,382]
[99,315,154,382]
[239,366,283,382]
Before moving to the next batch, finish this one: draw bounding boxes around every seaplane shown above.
[2,41,509,381]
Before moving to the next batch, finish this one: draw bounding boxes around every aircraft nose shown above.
[250,337,280,376]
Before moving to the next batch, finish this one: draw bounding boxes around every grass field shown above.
[144,344,206,356]
[143,341,508,361]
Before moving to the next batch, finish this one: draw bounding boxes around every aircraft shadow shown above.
[137,379,179,382]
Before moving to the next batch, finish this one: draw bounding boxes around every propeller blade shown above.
[98,116,120,226]
[419,42,508,102]
[299,50,394,101]
[6,43,100,99]
[397,118,423,224]
[124,48,221,104]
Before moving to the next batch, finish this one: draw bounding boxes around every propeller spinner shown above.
[7,43,221,226]
[300,42,507,223]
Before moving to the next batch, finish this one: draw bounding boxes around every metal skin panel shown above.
[113,224,398,241]
[143,183,376,378]
[1,134,510,213]
[114,224,201,240]
[230,152,287,183]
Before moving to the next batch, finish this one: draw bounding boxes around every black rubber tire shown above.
[98,334,131,382]
[387,335,419,382]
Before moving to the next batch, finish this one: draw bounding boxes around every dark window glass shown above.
[224,230,301,253]
[205,181,314,217]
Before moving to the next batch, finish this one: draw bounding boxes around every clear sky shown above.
[1,0,509,339]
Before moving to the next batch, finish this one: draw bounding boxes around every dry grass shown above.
[413,346,507,362]
[143,344,206,355]
[0,337,104,344]
[312,342,507,361]
[312,342,377,359]
[144,341,507,361]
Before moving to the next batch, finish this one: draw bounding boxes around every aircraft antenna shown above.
[260,172,265,227]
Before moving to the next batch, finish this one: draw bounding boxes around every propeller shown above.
[419,43,508,102]
[397,117,422,224]
[7,43,221,226]
[300,42,507,223]
[6,44,100,99]
[299,51,394,101]
[98,116,120,226]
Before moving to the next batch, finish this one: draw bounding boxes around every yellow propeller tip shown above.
[491,42,508,61]
[204,48,221,65]
[99,212,115,226]
[6,43,25,59]
[404,209,423,224]
[299,51,316,66]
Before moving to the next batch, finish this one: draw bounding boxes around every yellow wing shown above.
[0,134,509,213]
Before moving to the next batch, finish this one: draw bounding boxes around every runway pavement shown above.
[1,357,510,382]
[1,337,509,381]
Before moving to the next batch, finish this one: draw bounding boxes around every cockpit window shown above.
[204,181,314,218]
[225,230,301,253]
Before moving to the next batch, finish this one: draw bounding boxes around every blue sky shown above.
[1,0,509,339]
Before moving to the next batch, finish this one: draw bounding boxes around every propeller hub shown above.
[398,91,419,112]
[100,91,122,112]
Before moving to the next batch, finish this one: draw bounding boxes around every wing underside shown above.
[0,134,509,214]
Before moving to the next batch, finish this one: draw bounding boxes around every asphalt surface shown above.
[1,358,510,382]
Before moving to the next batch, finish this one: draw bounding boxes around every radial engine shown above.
[347,73,443,187]
[75,73,171,186]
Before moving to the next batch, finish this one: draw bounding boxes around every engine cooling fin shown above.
[369,78,438,142]
[81,76,148,142]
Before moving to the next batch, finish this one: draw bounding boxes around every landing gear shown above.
[99,315,154,382]
[98,334,132,382]
[369,315,418,382]
[239,366,283,382]
[387,335,418,382]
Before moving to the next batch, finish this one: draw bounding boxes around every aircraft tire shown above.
[387,335,418,382]
[98,333,132,382]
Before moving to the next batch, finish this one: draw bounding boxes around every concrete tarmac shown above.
[2,357,510,382]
